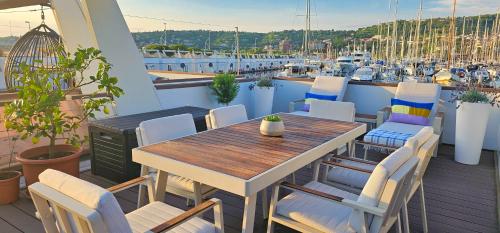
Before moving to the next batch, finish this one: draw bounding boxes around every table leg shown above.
[155,170,168,202]
[137,165,149,208]
[242,193,257,233]
[261,189,268,219]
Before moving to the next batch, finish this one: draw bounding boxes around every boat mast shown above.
[303,0,311,56]
[390,0,399,64]
[473,15,481,63]
[235,26,240,75]
[415,0,424,62]
[447,0,457,68]
[459,17,466,65]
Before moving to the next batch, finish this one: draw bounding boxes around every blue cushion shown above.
[303,92,337,112]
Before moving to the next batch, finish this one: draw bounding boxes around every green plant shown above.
[451,79,499,108]
[249,76,274,90]
[264,115,282,122]
[3,47,124,158]
[209,73,240,105]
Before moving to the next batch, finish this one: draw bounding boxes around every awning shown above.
[0,0,49,10]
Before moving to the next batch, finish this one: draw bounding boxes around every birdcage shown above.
[3,23,67,90]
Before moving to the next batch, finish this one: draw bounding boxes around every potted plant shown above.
[260,114,285,137]
[250,76,275,117]
[452,81,499,165]
[0,131,21,204]
[3,47,123,186]
[209,73,240,106]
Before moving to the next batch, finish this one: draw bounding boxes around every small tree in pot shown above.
[452,81,499,165]
[3,47,123,186]
[209,73,239,106]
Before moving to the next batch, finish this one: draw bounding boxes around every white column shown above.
[79,0,161,115]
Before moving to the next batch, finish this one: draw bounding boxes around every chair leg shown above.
[402,199,410,233]
[396,213,403,233]
[420,182,429,233]
[290,173,296,184]
[312,160,321,181]
[363,146,368,160]
[266,184,280,233]
[138,165,150,208]
[261,189,269,220]
[193,181,203,206]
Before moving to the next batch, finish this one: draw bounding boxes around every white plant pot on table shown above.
[455,101,491,165]
[253,86,275,118]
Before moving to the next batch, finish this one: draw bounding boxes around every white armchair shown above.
[267,146,419,233]
[322,133,440,233]
[205,104,248,130]
[30,169,224,233]
[289,76,348,115]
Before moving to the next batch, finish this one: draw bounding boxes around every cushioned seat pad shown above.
[327,160,375,190]
[364,122,426,148]
[126,201,215,233]
[276,181,358,233]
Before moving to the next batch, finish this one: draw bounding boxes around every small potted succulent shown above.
[452,81,499,165]
[0,131,21,204]
[3,47,123,187]
[260,114,285,137]
[250,76,275,117]
[209,73,240,106]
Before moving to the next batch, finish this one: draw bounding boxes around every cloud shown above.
[427,0,499,15]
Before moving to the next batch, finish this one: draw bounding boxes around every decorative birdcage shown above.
[3,23,67,90]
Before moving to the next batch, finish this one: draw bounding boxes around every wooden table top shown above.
[139,113,364,180]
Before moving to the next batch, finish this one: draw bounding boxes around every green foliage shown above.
[209,73,239,105]
[264,115,282,122]
[3,47,124,158]
[459,89,490,103]
[256,77,273,88]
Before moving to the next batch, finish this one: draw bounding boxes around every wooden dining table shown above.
[132,113,366,233]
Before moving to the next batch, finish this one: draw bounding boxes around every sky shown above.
[0,0,498,37]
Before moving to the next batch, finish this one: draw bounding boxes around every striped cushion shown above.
[364,129,413,148]
[303,92,337,112]
[388,98,433,126]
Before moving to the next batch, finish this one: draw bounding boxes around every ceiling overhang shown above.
[0,0,50,10]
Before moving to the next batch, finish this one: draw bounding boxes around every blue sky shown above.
[0,0,498,36]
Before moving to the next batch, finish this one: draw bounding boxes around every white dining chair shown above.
[30,169,225,233]
[136,114,217,207]
[309,99,356,156]
[205,104,248,129]
[267,146,419,233]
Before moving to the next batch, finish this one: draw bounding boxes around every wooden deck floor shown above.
[0,145,498,233]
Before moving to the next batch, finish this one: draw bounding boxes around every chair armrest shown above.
[322,160,373,174]
[289,99,306,112]
[376,106,391,127]
[333,155,379,165]
[108,176,152,193]
[150,198,223,233]
[280,182,385,217]
[205,114,212,130]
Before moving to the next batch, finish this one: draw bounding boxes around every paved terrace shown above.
[0,145,498,233]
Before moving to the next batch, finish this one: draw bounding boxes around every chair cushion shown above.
[304,92,337,112]
[39,169,132,233]
[395,82,441,118]
[309,100,355,122]
[388,98,434,126]
[209,104,248,128]
[276,181,358,233]
[138,113,197,146]
[126,201,215,233]
[311,76,348,101]
[326,160,375,190]
[364,122,428,148]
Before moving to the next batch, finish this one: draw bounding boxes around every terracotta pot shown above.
[260,120,285,137]
[17,145,83,187]
[0,171,21,204]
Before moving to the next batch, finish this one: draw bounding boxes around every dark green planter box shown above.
[89,106,209,183]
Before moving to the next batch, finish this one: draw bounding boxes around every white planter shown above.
[455,101,491,165]
[260,120,285,137]
[253,86,275,118]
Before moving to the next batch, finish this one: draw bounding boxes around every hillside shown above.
[0,13,497,53]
